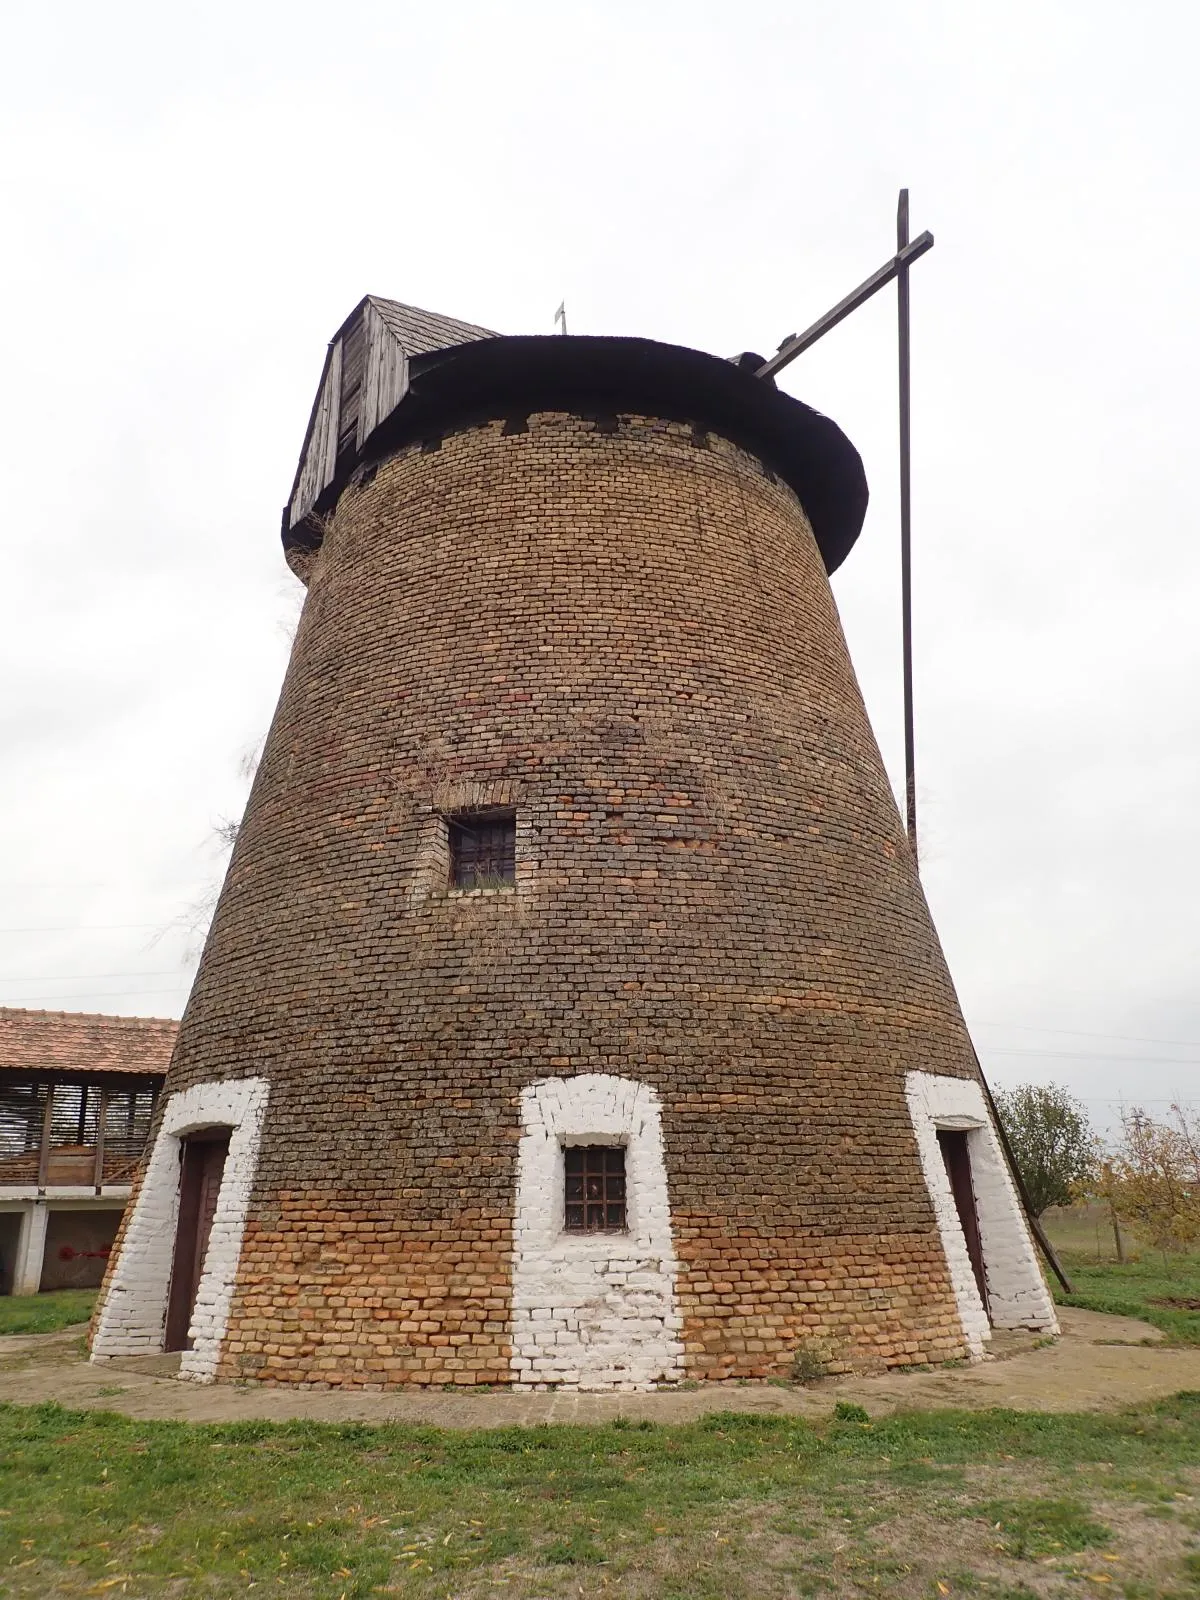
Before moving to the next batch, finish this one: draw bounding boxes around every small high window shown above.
[564,1145,627,1232]
[448,809,516,889]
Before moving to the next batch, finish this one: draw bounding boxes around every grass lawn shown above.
[1040,1209,1200,1347]
[0,1289,96,1337]
[2,1397,1200,1598]
[1042,1203,1128,1262]
[1054,1254,1200,1347]
[3,1244,1200,1595]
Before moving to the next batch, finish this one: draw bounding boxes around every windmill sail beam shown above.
[757,230,934,380]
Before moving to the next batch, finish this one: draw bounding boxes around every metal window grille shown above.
[448,811,516,889]
[564,1145,627,1232]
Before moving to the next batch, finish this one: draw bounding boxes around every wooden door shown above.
[164,1131,230,1352]
[937,1129,989,1316]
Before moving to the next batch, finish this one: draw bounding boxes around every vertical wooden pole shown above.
[976,1059,1073,1294]
[94,1086,110,1192]
[1109,1200,1125,1264]
[37,1081,55,1191]
[897,188,918,866]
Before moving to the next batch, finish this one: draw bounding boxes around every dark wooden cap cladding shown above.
[284,334,869,576]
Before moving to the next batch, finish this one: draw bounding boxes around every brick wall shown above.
[109,409,1000,1386]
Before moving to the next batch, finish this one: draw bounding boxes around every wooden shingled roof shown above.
[367,297,495,356]
[285,295,496,540]
[0,1007,177,1078]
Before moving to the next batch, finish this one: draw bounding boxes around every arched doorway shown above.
[164,1129,231,1352]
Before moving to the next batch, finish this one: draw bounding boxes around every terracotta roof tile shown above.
[0,1007,176,1079]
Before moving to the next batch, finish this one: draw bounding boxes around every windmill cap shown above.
[286,329,868,575]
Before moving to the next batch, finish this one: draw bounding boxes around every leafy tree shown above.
[1097,1104,1200,1253]
[993,1082,1096,1217]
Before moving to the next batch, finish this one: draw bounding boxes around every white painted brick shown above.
[91,1078,269,1379]
[511,1073,683,1391]
[905,1070,1057,1353]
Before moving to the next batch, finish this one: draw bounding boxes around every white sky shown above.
[3,1,1197,1133]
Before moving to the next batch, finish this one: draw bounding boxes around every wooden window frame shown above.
[563,1143,627,1234]
[447,808,517,891]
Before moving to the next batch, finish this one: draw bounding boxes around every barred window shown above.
[448,810,516,889]
[564,1145,626,1232]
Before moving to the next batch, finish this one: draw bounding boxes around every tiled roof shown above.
[367,296,496,357]
[0,1008,176,1079]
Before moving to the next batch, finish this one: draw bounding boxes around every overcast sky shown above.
[3,1,1197,1132]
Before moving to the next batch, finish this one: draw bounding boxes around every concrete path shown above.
[1,1309,1195,1428]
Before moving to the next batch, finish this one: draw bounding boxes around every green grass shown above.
[1041,1207,1200,1344]
[0,1289,95,1337]
[1053,1251,1200,1346]
[967,1496,1111,1559]
[2,1397,1200,1597]
[1042,1201,1128,1260]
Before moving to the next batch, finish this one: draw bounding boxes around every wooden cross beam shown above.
[757,192,933,870]
[753,200,1073,1296]
[755,226,934,381]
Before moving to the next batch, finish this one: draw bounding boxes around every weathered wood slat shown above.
[320,340,343,491]
[36,1080,55,1190]
[93,1085,109,1189]
[337,317,367,461]
[289,339,343,531]
[359,300,410,448]
[285,298,495,537]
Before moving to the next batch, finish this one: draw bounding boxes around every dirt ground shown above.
[2,1306,1197,1426]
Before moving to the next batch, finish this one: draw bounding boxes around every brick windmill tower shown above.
[93,292,1056,1389]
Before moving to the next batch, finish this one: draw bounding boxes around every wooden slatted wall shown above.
[288,340,344,533]
[359,300,410,449]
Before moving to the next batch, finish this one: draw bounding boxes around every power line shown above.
[0,881,208,890]
[975,1020,1200,1051]
[0,923,171,933]
[0,969,185,982]
[1076,1097,1200,1103]
[1,986,188,1004]
[984,1046,1200,1066]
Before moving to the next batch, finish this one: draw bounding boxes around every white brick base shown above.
[91,1077,269,1380]
[905,1070,1057,1354]
[511,1074,683,1391]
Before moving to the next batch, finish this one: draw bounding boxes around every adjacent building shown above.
[0,1008,173,1295]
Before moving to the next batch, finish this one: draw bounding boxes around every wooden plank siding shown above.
[359,299,410,448]
[284,297,497,539]
[287,339,343,535]
[336,317,366,465]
